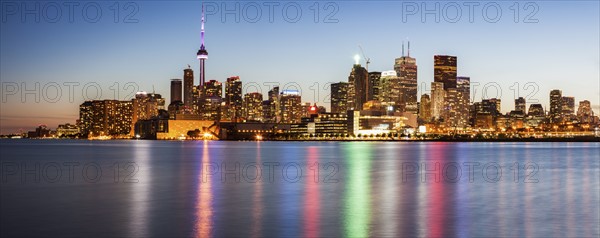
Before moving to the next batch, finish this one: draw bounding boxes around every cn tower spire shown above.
[201,4,205,47]
[197,3,208,87]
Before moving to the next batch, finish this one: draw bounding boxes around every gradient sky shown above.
[1,1,599,134]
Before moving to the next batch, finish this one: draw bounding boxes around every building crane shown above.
[358,45,370,72]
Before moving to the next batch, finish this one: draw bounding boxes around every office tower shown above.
[434,55,457,90]
[395,42,418,114]
[266,86,280,122]
[170,79,182,103]
[515,97,526,114]
[331,82,349,114]
[443,88,459,128]
[378,70,401,112]
[481,98,502,117]
[197,6,208,87]
[243,92,263,121]
[200,80,222,121]
[528,104,545,117]
[348,61,368,110]
[183,67,194,110]
[561,96,575,119]
[225,76,243,121]
[430,82,445,119]
[262,100,272,122]
[577,100,593,123]
[280,90,302,123]
[419,94,431,123]
[549,90,562,123]
[456,76,471,128]
[368,71,381,101]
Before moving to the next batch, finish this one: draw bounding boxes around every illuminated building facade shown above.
[183,67,194,112]
[331,82,349,114]
[577,100,593,123]
[170,79,182,103]
[561,96,575,121]
[280,90,302,123]
[225,76,243,121]
[549,89,562,123]
[419,94,431,123]
[243,92,263,121]
[395,45,418,114]
[367,71,381,102]
[79,100,133,137]
[515,97,526,114]
[430,82,445,120]
[378,70,401,112]
[348,62,368,111]
[434,55,457,90]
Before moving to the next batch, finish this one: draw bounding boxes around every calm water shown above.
[1,140,599,237]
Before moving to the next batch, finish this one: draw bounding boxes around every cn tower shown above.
[196,5,208,87]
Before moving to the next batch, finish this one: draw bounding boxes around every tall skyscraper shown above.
[243,92,263,121]
[378,70,401,112]
[456,76,471,128]
[280,90,302,123]
[196,5,208,87]
[430,82,445,120]
[515,97,526,114]
[266,86,280,122]
[434,55,457,90]
[561,96,575,119]
[367,72,381,102]
[549,89,562,123]
[331,82,349,114]
[395,42,418,114]
[577,100,593,123]
[200,80,222,121]
[443,88,459,128]
[225,76,243,121]
[419,94,431,123]
[183,67,194,111]
[170,79,182,103]
[348,60,368,111]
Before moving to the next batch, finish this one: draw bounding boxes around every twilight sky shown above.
[1,1,599,134]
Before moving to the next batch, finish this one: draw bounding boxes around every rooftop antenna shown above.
[408,41,411,57]
[402,41,405,57]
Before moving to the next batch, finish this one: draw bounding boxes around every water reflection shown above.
[195,141,212,237]
[343,143,372,237]
[129,141,150,237]
[251,142,263,238]
[303,146,320,237]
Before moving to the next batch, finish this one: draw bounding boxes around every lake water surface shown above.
[1,140,599,237]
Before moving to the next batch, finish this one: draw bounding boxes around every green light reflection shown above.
[343,143,372,238]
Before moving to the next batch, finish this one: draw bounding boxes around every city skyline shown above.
[1,1,599,134]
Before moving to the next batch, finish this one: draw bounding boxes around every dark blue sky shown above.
[1,1,599,133]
